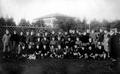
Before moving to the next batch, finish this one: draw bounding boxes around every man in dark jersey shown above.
[10,30,19,51]
[18,32,26,54]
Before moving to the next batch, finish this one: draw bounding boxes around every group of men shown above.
[2,29,117,60]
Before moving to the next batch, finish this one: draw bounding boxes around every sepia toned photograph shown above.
[0,0,120,74]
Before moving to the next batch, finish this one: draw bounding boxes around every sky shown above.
[0,0,120,24]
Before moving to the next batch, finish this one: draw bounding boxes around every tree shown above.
[0,17,6,27]
[32,19,45,27]
[18,19,31,27]
[0,17,16,27]
[74,19,83,31]
[111,20,120,31]
[101,20,110,31]
[54,16,77,31]
[5,18,16,26]
[90,19,102,31]
[81,18,88,31]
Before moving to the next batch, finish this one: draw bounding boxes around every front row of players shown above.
[21,40,108,60]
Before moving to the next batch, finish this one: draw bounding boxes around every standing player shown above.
[10,30,19,51]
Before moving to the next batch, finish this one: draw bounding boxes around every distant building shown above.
[42,17,57,28]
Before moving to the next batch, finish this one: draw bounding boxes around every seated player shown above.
[96,45,105,60]
[50,37,57,47]
[49,45,56,58]
[87,46,94,59]
[75,37,82,47]
[73,45,79,59]
[41,45,50,58]
[41,37,49,47]
[80,47,85,59]
[54,45,64,59]
[65,37,72,48]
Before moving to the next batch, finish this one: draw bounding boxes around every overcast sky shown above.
[0,0,120,24]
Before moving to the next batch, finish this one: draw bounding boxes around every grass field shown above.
[0,58,120,74]
[0,47,119,74]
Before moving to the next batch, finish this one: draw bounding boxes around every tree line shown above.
[0,16,120,31]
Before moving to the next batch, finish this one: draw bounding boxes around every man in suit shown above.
[2,29,11,52]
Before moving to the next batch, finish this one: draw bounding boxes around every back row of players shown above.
[2,29,115,59]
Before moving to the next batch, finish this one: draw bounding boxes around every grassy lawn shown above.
[0,58,119,74]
